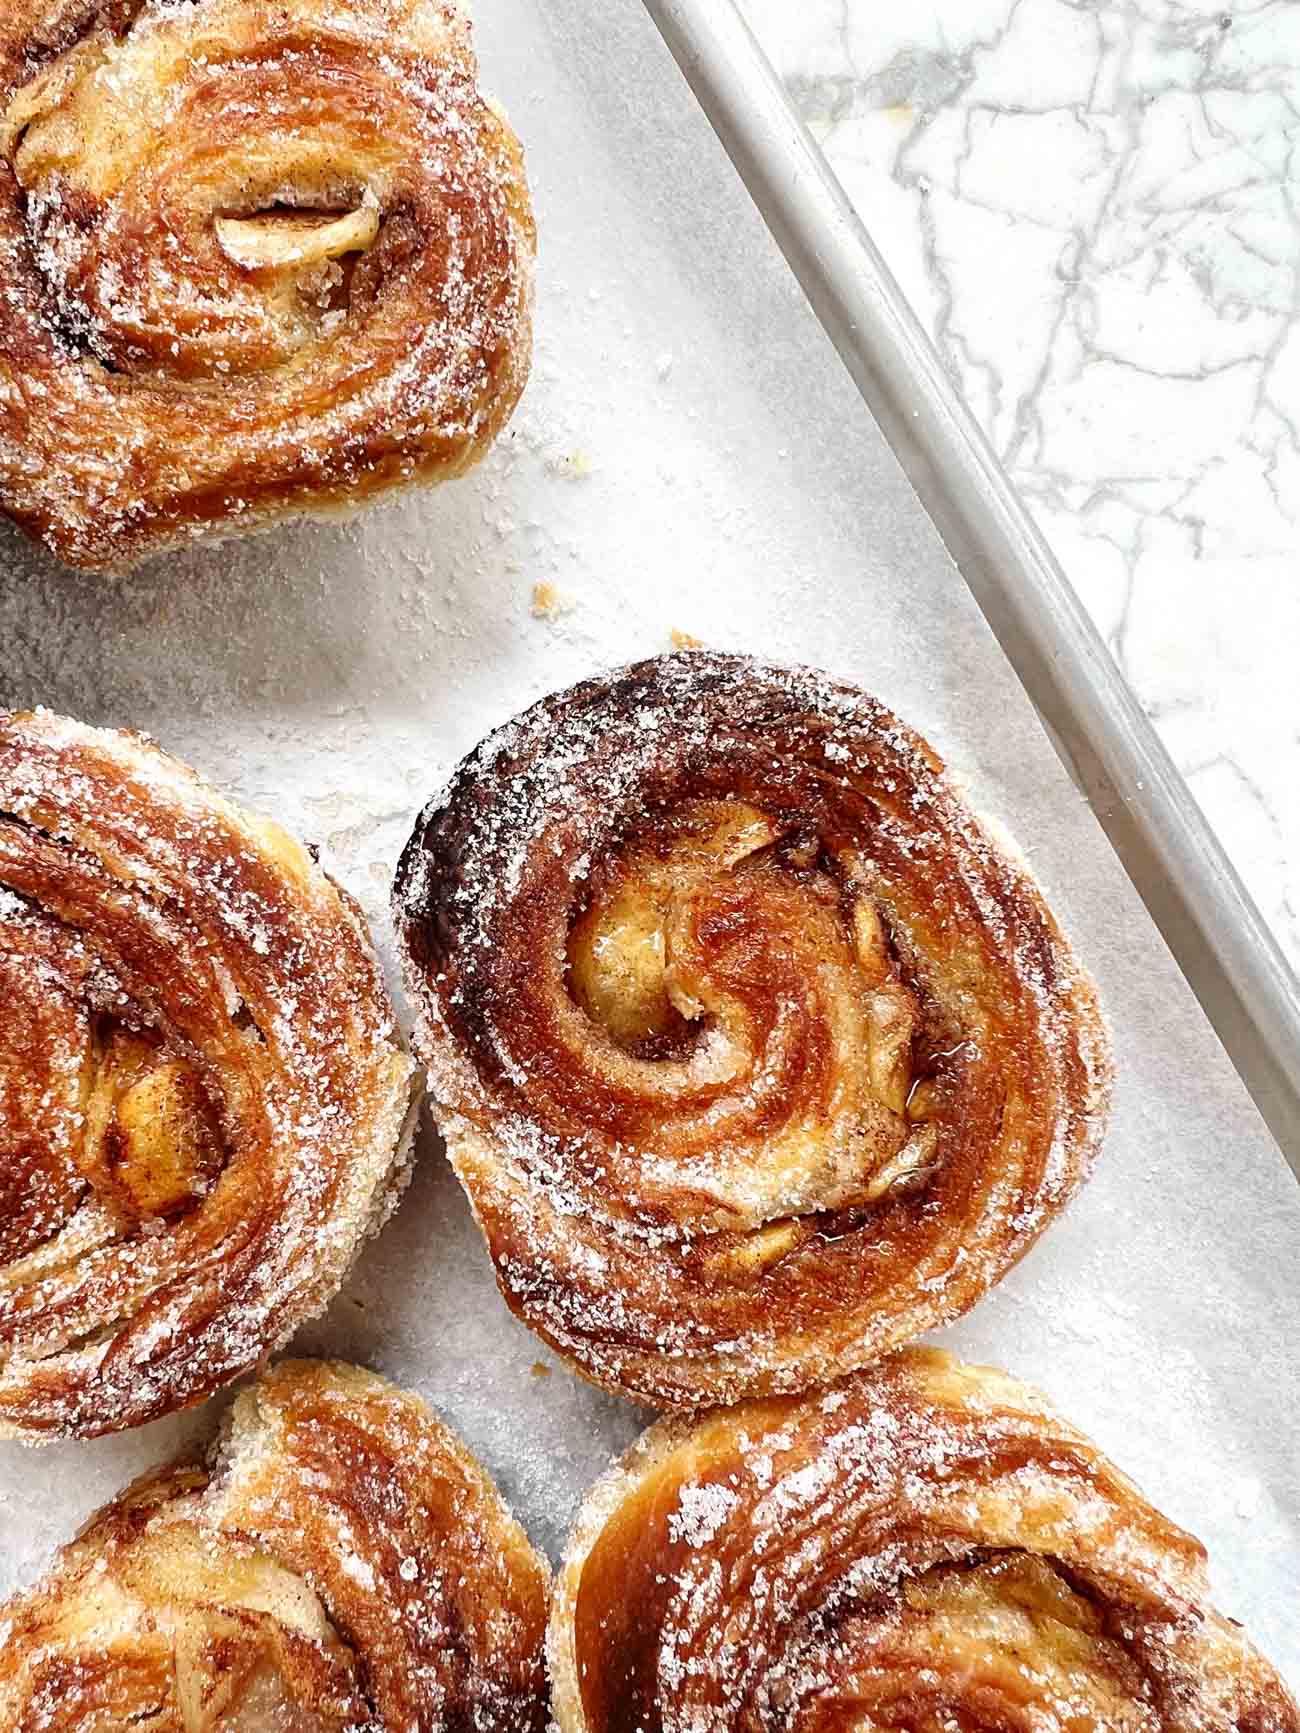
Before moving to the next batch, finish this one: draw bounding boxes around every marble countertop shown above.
[739,0,1300,972]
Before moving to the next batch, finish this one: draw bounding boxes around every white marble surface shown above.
[740,0,1300,970]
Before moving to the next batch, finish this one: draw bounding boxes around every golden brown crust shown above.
[549,1347,1299,1733]
[0,711,418,1439]
[0,0,535,572]
[0,1358,551,1732]
[393,652,1112,1408]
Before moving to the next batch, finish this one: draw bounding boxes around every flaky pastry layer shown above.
[0,710,418,1438]
[551,1347,1298,1733]
[0,1359,551,1731]
[394,652,1111,1407]
[0,0,535,570]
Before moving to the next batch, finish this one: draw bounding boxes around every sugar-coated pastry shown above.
[0,710,418,1438]
[0,0,535,571]
[0,1359,551,1731]
[550,1347,1299,1733]
[394,652,1111,1407]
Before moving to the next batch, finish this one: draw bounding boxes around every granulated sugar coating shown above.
[0,710,417,1439]
[549,1348,1300,1733]
[394,652,1112,1408]
[0,0,535,571]
[0,1358,550,1732]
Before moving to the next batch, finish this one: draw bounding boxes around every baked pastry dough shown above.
[550,1347,1299,1733]
[0,710,417,1438]
[0,0,534,571]
[0,1358,551,1732]
[394,652,1111,1407]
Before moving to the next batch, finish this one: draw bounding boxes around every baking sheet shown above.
[2,0,1298,1690]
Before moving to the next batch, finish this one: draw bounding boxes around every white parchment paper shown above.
[2,0,1297,1691]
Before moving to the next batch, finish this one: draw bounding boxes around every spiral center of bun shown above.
[54,1519,355,1733]
[2,7,417,377]
[216,197,379,266]
[0,893,232,1268]
[560,799,944,1235]
[791,1554,1155,1730]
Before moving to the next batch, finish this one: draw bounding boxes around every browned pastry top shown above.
[0,0,534,570]
[0,711,416,1438]
[394,652,1112,1407]
[0,1359,551,1732]
[550,1348,1299,1733]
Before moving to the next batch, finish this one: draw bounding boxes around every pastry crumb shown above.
[532,582,575,620]
[530,1361,552,1380]
[547,449,593,480]
[671,628,704,649]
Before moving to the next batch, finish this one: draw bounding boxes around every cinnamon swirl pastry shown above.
[550,1347,1299,1733]
[394,652,1111,1408]
[0,1359,551,1732]
[0,710,417,1439]
[0,0,534,571]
